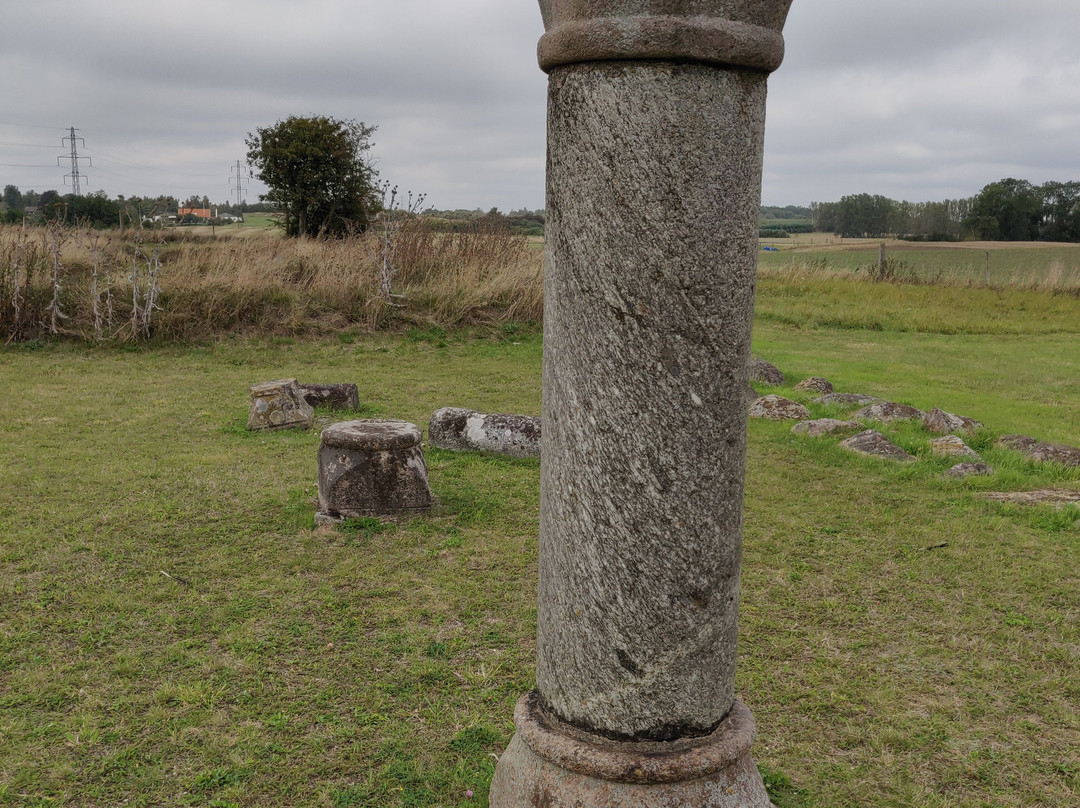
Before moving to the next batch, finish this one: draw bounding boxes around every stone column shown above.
[490,2,793,806]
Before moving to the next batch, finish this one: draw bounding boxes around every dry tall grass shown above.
[0,221,543,342]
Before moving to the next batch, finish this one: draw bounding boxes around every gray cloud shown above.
[2,1,1077,210]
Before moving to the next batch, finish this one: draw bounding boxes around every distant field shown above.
[239,213,279,231]
[758,234,1080,287]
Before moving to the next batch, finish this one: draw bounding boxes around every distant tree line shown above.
[1,184,275,228]
[422,207,545,237]
[810,179,1080,242]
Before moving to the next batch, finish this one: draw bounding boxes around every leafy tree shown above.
[246,115,378,237]
[3,184,22,211]
[1039,181,1080,242]
[965,178,1042,241]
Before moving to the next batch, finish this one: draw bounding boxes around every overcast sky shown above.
[2,1,1078,211]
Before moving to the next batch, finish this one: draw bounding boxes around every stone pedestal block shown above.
[428,407,541,458]
[316,419,432,520]
[298,383,360,411]
[248,378,314,430]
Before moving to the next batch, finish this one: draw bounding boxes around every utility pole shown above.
[58,127,92,195]
[230,160,250,223]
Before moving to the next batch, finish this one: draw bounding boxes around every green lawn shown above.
[1,293,1078,806]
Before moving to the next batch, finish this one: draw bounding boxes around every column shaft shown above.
[536,60,768,742]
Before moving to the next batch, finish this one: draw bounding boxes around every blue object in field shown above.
[762,245,779,252]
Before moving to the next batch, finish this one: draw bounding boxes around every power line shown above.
[58,126,91,194]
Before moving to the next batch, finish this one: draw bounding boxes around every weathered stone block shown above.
[429,407,541,458]
[316,419,432,520]
[248,378,314,431]
[298,383,360,411]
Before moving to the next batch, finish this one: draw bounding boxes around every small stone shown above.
[840,430,915,462]
[923,407,982,435]
[429,407,541,458]
[317,419,432,519]
[983,489,1080,508]
[794,376,834,394]
[816,393,882,407]
[791,418,863,437]
[998,434,1037,452]
[945,462,994,479]
[1026,442,1080,468]
[748,395,810,421]
[929,435,980,460]
[852,401,925,423]
[298,383,360,411]
[749,358,784,386]
[248,378,314,431]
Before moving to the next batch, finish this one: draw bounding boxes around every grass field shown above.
[758,235,1080,289]
[1,257,1079,806]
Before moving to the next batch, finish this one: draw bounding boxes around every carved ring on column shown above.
[537,0,795,73]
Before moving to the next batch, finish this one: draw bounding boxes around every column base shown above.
[490,692,774,807]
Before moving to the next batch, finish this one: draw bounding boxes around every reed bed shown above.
[0,221,544,343]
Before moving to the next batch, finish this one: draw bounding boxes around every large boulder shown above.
[852,401,925,423]
[429,407,541,458]
[840,430,915,462]
[748,395,810,421]
[749,358,784,386]
[923,407,982,435]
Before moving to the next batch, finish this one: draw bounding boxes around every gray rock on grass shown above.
[791,418,863,437]
[929,435,980,460]
[983,489,1080,507]
[923,407,982,435]
[749,358,784,386]
[945,462,994,479]
[749,395,810,421]
[816,393,882,407]
[840,430,915,462]
[997,435,1080,468]
[852,401,925,423]
[794,376,834,394]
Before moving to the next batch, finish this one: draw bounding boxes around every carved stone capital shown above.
[537,0,795,73]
